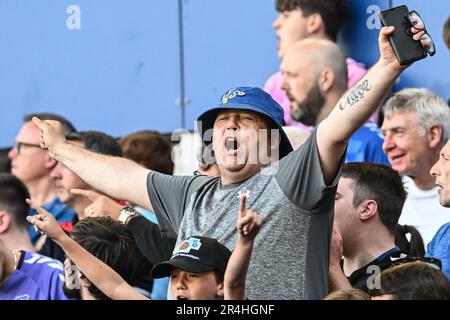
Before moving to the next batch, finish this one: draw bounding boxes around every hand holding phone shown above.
[379,5,435,65]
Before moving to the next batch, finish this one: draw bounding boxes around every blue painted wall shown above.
[392,0,450,97]
[342,0,449,99]
[182,0,279,130]
[0,0,182,147]
[1,0,448,147]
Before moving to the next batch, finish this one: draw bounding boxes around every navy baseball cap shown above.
[151,236,231,279]
[197,87,293,159]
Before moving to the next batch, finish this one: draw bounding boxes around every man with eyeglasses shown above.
[8,113,77,246]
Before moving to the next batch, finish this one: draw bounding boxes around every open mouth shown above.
[176,295,188,300]
[225,137,240,152]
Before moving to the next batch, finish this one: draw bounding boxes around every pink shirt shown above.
[264,57,376,130]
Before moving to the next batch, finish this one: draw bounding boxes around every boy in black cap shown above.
[27,194,261,300]
[152,235,230,300]
[152,194,260,300]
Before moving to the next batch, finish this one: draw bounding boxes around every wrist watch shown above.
[118,205,137,224]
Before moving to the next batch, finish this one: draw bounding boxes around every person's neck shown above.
[0,229,34,252]
[27,176,57,205]
[220,166,262,186]
[408,149,440,191]
[309,32,329,41]
[0,246,17,285]
[410,170,438,191]
[342,228,396,277]
[317,92,344,124]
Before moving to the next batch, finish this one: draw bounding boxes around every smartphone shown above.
[379,5,427,65]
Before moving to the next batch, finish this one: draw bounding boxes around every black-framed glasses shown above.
[15,142,42,154]
[406,10,436,56]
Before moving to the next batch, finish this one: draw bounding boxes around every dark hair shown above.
[275,0,348,42]
[0,173,30,229]
[0,148,11,173]
[444,15,450,51]
[119,130,173,174]
[342,163,407,235]
[67,131,123,157]
[395,224,425,257]
[369,261,450,300]
[71,217,136,300]
[23,112,76,135]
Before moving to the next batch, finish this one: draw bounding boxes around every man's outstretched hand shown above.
[31,117,66,156]
[26,199,66,241]
[71,188,122,220]
[378,26,432,72]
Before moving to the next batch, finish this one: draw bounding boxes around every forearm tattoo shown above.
[338,80,372,110]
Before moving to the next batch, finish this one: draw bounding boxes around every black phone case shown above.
[379,5,427,65]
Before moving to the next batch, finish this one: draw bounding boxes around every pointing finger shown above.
[70,189,100,202]
[31,117,47,131]
[26,198,50,217]
[239,194,247,218]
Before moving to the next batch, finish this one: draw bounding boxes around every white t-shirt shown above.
[399,176,450,246]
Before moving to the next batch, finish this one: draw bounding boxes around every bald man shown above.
[281,39,388,164]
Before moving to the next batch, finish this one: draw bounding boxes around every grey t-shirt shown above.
[147,129,342,299]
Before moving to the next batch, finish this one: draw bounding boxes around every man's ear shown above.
[0,212,11,234]
[306,13,324,35]
[428,125,443,149]
[216,281,224,299]
[318,68,335,93]
[359,200,378,222]
[44,152,57,170]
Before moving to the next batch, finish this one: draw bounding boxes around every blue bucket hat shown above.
[197,87,293,159]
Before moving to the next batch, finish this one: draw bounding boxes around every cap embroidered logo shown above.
[220,88,245,104]
[174,237,202,255]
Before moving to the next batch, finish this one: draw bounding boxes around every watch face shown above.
[119,206,135,223]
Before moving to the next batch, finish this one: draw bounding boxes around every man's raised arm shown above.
[317,26,419,183]
[32,117,153,211]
